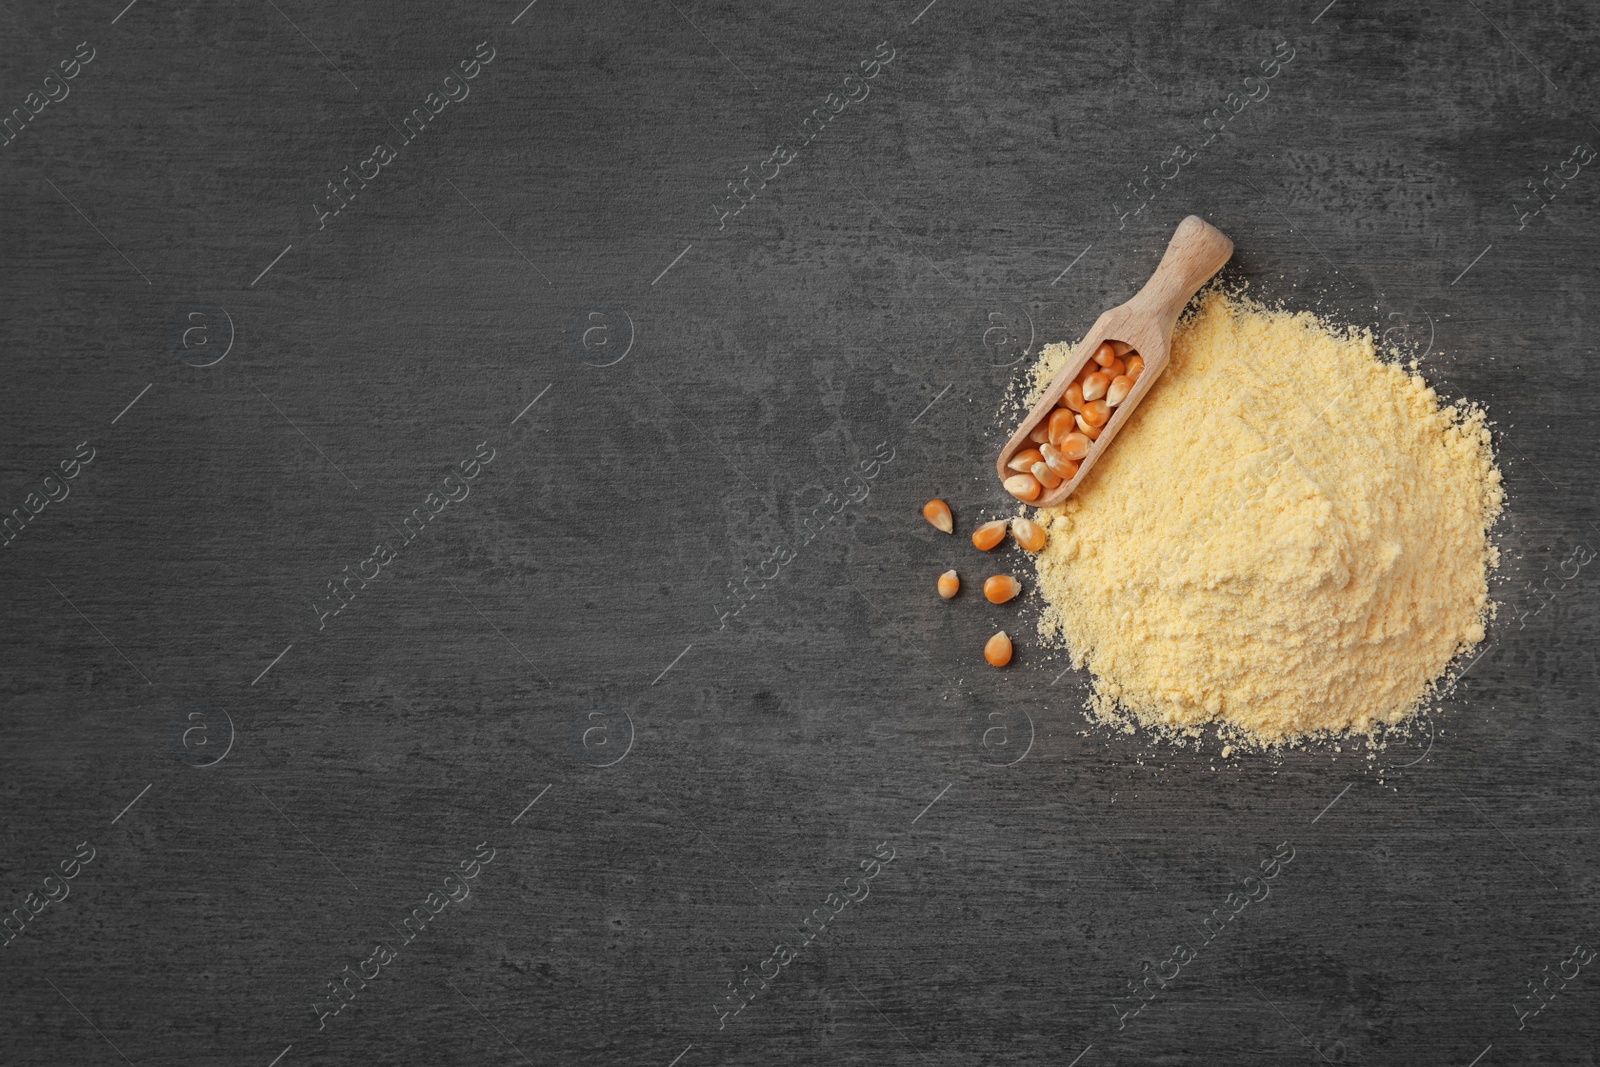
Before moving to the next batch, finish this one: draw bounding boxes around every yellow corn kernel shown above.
[1057,432,1090,461]
[1062,382,1086,412]
[1011,516,1047,552]
[1093,341,1117,367]
[1031,461,1062,490]
[923,499,953,533]
[985,630,1013,667]
[1007,447,1044,474]
[1047,409,1077,444]
[1106,375,1133,406]
[1075,414,1104,440]
[1040,442,1078,479]
[1126,354,1145,381]
[937,569,960,599]
[1081,399,1110,426]
[972,519,1008,551]
[1082,372,1110,402]
[1003,473,1041,501]
[984,574,1022,603]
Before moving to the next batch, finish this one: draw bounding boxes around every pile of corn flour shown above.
[1020,290,1504,748]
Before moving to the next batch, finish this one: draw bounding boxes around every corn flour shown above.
[1022,290,1504,747]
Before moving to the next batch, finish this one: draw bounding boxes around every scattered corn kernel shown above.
[937,569,960,599]
[985,630,1013,667]
[1093,341,1117,367]
[1082,372,1110,402]
[1011,516,1047,552]
[1106,375,1133,406]
[1007,447,1044,474]
[1058,432,1090,461]
[1081,399,1110,426]
[1062,382,1086,412]
[1003,473,1041,501]
[984,574,1023,603]
[923,499,953,533]
[1031,461,1062,490]
[972,519,1008,551]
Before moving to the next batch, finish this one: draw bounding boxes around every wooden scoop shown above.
[996,215,1233,506]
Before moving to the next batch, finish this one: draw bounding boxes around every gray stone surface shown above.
[1,1,1596,1064]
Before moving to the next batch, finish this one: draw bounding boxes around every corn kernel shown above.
[985,630,1013,667]
[1106,375,1133,406]
[1007,447,1044,474]
[1003,473,1041,501]
[972,519,1008,551]
[1081,399,1110,426]
[1057,432,1090,461]
[984,574,1022,603]
[1040,442,1077,478]
[1082,372,1110,402]
[923,499,953,533]
[937,569,960,599]
[1031,461,1062,490]
[1063,382,1086,412]
[1093,341,1117,367]
[1011,516,1047,552]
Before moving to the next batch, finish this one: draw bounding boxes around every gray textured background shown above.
[1,0,1597,1064]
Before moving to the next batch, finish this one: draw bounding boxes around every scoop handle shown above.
[1128,215,1234,331]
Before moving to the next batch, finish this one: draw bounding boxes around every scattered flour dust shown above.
[1019,290,1504,748]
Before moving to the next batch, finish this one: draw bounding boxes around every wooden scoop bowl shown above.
[996,215,1234,507]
